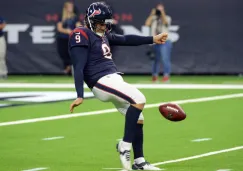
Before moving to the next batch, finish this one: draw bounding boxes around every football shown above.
[159,103,186,122]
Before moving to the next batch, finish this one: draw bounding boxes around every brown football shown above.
[159,103,186,122]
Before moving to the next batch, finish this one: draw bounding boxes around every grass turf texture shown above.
[0,76,243,171]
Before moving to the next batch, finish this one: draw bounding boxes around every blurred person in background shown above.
[145,3,172,82]
[69,0,80,16]
[0,16,7,79]
[56,1,81,75]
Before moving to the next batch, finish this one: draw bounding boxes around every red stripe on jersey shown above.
[69,28,89,40]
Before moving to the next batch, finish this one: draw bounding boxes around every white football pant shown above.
[92,73,146,121]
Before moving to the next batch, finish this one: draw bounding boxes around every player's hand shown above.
[153,33,168,44]
[70,98,83,113]
[150,8,156,16]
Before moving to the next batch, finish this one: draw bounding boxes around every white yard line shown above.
[1,83,243,89]
[42,136,64,141]
[22,168,48,171]
[191,138,212,142]
[0,93,243,127]
[152,146,243,166]
[134,84,243,89]
[0,83,77,88]
[103,146,243,170]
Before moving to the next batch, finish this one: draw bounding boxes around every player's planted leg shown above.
[131,120,161,170]
[117,104,144,170]
[133,121,144,162]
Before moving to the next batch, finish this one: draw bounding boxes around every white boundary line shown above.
[103,146,243,170]
[152,146,243,166]
[1,83,243,89]
[0,93,243,127]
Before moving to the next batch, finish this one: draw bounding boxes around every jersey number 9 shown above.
[102,44,112,59]
[75,35,81,43]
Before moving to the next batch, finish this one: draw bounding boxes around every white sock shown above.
[121,141,132,151]
[134,157,145,164]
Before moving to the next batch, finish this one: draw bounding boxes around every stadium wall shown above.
[0,0,242,75]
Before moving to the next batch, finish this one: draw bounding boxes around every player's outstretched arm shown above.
[108,33,168,46]
[153,33,168,44]
[69,46,88,113]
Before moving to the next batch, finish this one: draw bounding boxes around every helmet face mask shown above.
[85,2,113,34]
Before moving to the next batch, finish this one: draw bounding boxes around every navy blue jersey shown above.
[69,26,153,98]
[69,27,117,89]
[0,16,6,37]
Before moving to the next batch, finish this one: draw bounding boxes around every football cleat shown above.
[116,141,131,170]
[132,161,162,170]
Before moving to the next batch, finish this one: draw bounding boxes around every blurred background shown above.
[1,0,242,76]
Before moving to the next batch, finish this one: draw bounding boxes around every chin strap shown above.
[95,32,104,37]
[95,25,106,37]
[87,17,94,32]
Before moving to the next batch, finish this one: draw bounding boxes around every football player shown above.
[69,2,167,170]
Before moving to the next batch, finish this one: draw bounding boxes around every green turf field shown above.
[0,76,243,171]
